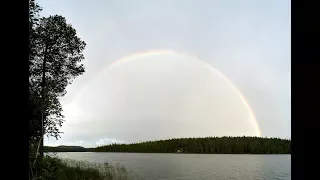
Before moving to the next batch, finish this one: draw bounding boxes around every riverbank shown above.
[29,156,128,180]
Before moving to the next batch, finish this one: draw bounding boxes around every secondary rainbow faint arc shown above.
[82,49,262,137]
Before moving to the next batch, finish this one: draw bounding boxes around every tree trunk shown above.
[39,44,48,159]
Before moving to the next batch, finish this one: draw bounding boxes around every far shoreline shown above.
[45,136,291,155]
[49,151,291,155]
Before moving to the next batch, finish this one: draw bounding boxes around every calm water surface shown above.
[55,152,290,180]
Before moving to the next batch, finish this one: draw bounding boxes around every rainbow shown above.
[79,49,262,137]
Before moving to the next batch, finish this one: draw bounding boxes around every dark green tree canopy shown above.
[30,15,85,97]
[29,1,86,141]
[29,0,42,67]
[95,136,291,154]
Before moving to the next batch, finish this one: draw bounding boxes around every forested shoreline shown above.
[95,136,291,154]
[46,136,291,154]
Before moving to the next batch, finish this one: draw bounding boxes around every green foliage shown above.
[30,156,128,180]
[29,0,42,66]
[95,136,291,154]
[29,12,86,139]
[29,0,86,158]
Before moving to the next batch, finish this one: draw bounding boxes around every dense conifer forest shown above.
[94,136,291,154]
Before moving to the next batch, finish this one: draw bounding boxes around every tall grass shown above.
[30,155,128,180]
[62,158,128,180]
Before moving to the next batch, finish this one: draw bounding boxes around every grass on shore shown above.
[30,155,128,180]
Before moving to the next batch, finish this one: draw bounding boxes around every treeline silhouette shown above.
[95,136,291,154]
[44,146,92,152]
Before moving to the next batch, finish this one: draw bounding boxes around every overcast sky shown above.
[38,0,291,148]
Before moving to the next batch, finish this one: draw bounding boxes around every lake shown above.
[54,152,291,180]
